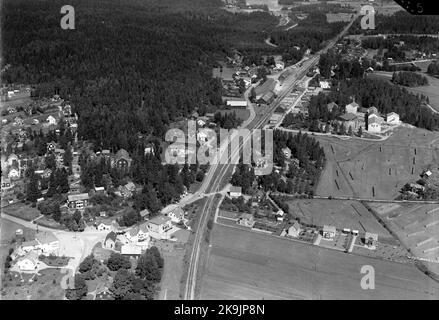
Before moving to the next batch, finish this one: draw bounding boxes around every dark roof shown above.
[255,78,275,96]
[338,113,357,121]
[105,231,117,242]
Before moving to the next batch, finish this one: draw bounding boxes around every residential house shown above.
[125,223,149,243]
[229,186,242,198]
[167,207,185,224]
[322,225,336,239]
[386,112,400,125]
[16,252,39,271]
[139,209,150,220]
[147,216,173,239]
[104,231,117,249]
[97,222,112,231]
[287,221,301,238]
[237,213,255,228]
[67,193,90,212]
[368,117,381,133]
[345,101,359,114]
[144,144,155,156]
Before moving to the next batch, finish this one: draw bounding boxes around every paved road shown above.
[183,13,360,300]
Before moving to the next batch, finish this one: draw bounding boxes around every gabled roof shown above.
[338,113,357,121]
[115,149,131,160]
[105,231,117,243]
[230,186,242,193]
[67,193,89,202]
[148,215,171,226]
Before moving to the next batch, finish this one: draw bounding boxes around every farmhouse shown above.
[237,213,255,228]
[288,221,301,238]
[67,193,90,212]
[229,186,242,198]
[386,112,400,125]
[322,225,336,239]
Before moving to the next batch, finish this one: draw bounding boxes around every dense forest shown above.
[2,0,278,153]
[306,78,438,131]
[392,71,429,87]
[428,62,439,77]
[231,130,325,197]
[270,11,346,64]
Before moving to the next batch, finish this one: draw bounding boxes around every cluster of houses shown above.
[11,230,60,272]
[101,207,187,257]
[329,100,401,134]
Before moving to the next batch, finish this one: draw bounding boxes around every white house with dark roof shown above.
[386,112,400,125]
[229,186,242,198]
[147,216,173,239]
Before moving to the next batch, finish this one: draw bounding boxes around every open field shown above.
[366,71,439,112]
[1,269,65,300]
[367,202,439,275]
[315,126,439,200]
[2,203,41,221]
[199,224,439,299]
[406,74,439,113]
[287,199,393,239]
